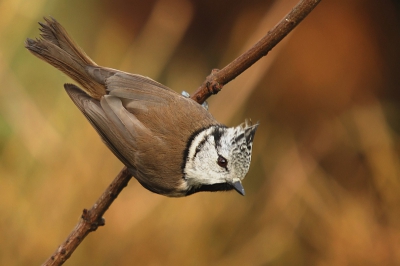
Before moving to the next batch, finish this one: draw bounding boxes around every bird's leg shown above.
[181,91,208,110]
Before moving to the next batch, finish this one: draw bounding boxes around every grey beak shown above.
[230,181,245,196]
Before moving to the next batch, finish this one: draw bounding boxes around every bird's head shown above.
[183,120,258,196]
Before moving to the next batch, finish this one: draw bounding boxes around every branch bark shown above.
[190,0,321,104]
[42,0,321,265]
[42,167,132,265]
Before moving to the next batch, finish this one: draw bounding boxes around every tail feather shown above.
[25,17,106,100]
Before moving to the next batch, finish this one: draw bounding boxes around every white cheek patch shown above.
[184,127,228,186]
[187,128,212,162]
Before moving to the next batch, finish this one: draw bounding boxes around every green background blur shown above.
[1,0,400,265]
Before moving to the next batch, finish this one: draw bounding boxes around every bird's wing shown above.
[64,83,158,169]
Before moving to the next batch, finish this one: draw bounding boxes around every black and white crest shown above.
[182,120,259,195]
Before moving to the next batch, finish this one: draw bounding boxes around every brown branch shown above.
[42,0,321,265]
[42,167,132,265]
[190,0,322,104]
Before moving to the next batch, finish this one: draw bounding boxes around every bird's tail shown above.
[25,17,106,100]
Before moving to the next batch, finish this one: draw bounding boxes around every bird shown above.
[25,17,258,197]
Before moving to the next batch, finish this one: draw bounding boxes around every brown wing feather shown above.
[64,84,136,168]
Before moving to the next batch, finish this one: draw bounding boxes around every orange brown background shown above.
[1,0,400,265]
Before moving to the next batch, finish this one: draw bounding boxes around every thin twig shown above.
[190,0,322,104]
[42,167,131,265]
[42,0,321,265]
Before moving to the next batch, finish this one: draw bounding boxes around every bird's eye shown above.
[217,155,228,168]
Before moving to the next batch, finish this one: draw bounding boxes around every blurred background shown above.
[1,0,400,265]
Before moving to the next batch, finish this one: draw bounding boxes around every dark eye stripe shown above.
[193,136,208,159]
[212,127,222,148]
[235,133,244,144]
[212,126,228,149]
